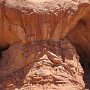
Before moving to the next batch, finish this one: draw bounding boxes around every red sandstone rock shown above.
[0,40,85,90]
[0,0,90,44]
[0,0,90,90]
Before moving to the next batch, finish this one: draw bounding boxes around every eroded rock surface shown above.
[0,0,90,44]
[0,40,84,90]
[0,0,90,90]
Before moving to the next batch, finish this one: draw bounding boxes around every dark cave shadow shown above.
[73,44,90,89]
[83,64,90,89]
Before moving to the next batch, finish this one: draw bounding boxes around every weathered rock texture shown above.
[0,0,90,44]
[67,11,90,67]
[0,0,90,90]
[0,40,84,90]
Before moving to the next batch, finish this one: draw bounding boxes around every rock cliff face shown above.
[0,0,90,90]
[0,0,90,44]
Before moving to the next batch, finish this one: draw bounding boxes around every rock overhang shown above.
[0,0,90,89]
[0,0,90,45]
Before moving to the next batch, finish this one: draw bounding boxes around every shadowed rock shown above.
[0,42,10,52]
[0,42,10,58]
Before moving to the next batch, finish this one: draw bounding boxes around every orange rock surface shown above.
[0,0,90,90]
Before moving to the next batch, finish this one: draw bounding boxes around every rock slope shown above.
[0,40,84,90]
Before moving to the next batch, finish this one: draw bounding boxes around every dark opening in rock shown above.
[0,42,10,58]
[66,18,90,69]
[66,18,90,89]
[72,44,88,69]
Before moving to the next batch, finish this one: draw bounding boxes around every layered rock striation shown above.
[0,40,84,90]
[0,0,90,44]
[0,0,90,90]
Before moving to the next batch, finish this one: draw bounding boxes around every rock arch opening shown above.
[66,18,90,89]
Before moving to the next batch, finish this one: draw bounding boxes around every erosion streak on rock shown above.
[0,0,90,90]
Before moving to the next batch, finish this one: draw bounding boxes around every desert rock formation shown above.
[0,0,90,90]
[0,40,84,90]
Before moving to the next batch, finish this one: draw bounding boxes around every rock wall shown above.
[0,0,90,90]
[0,0,89,44]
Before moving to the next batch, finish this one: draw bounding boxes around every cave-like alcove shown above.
[75,44,90,89]
[67,18,90,89]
